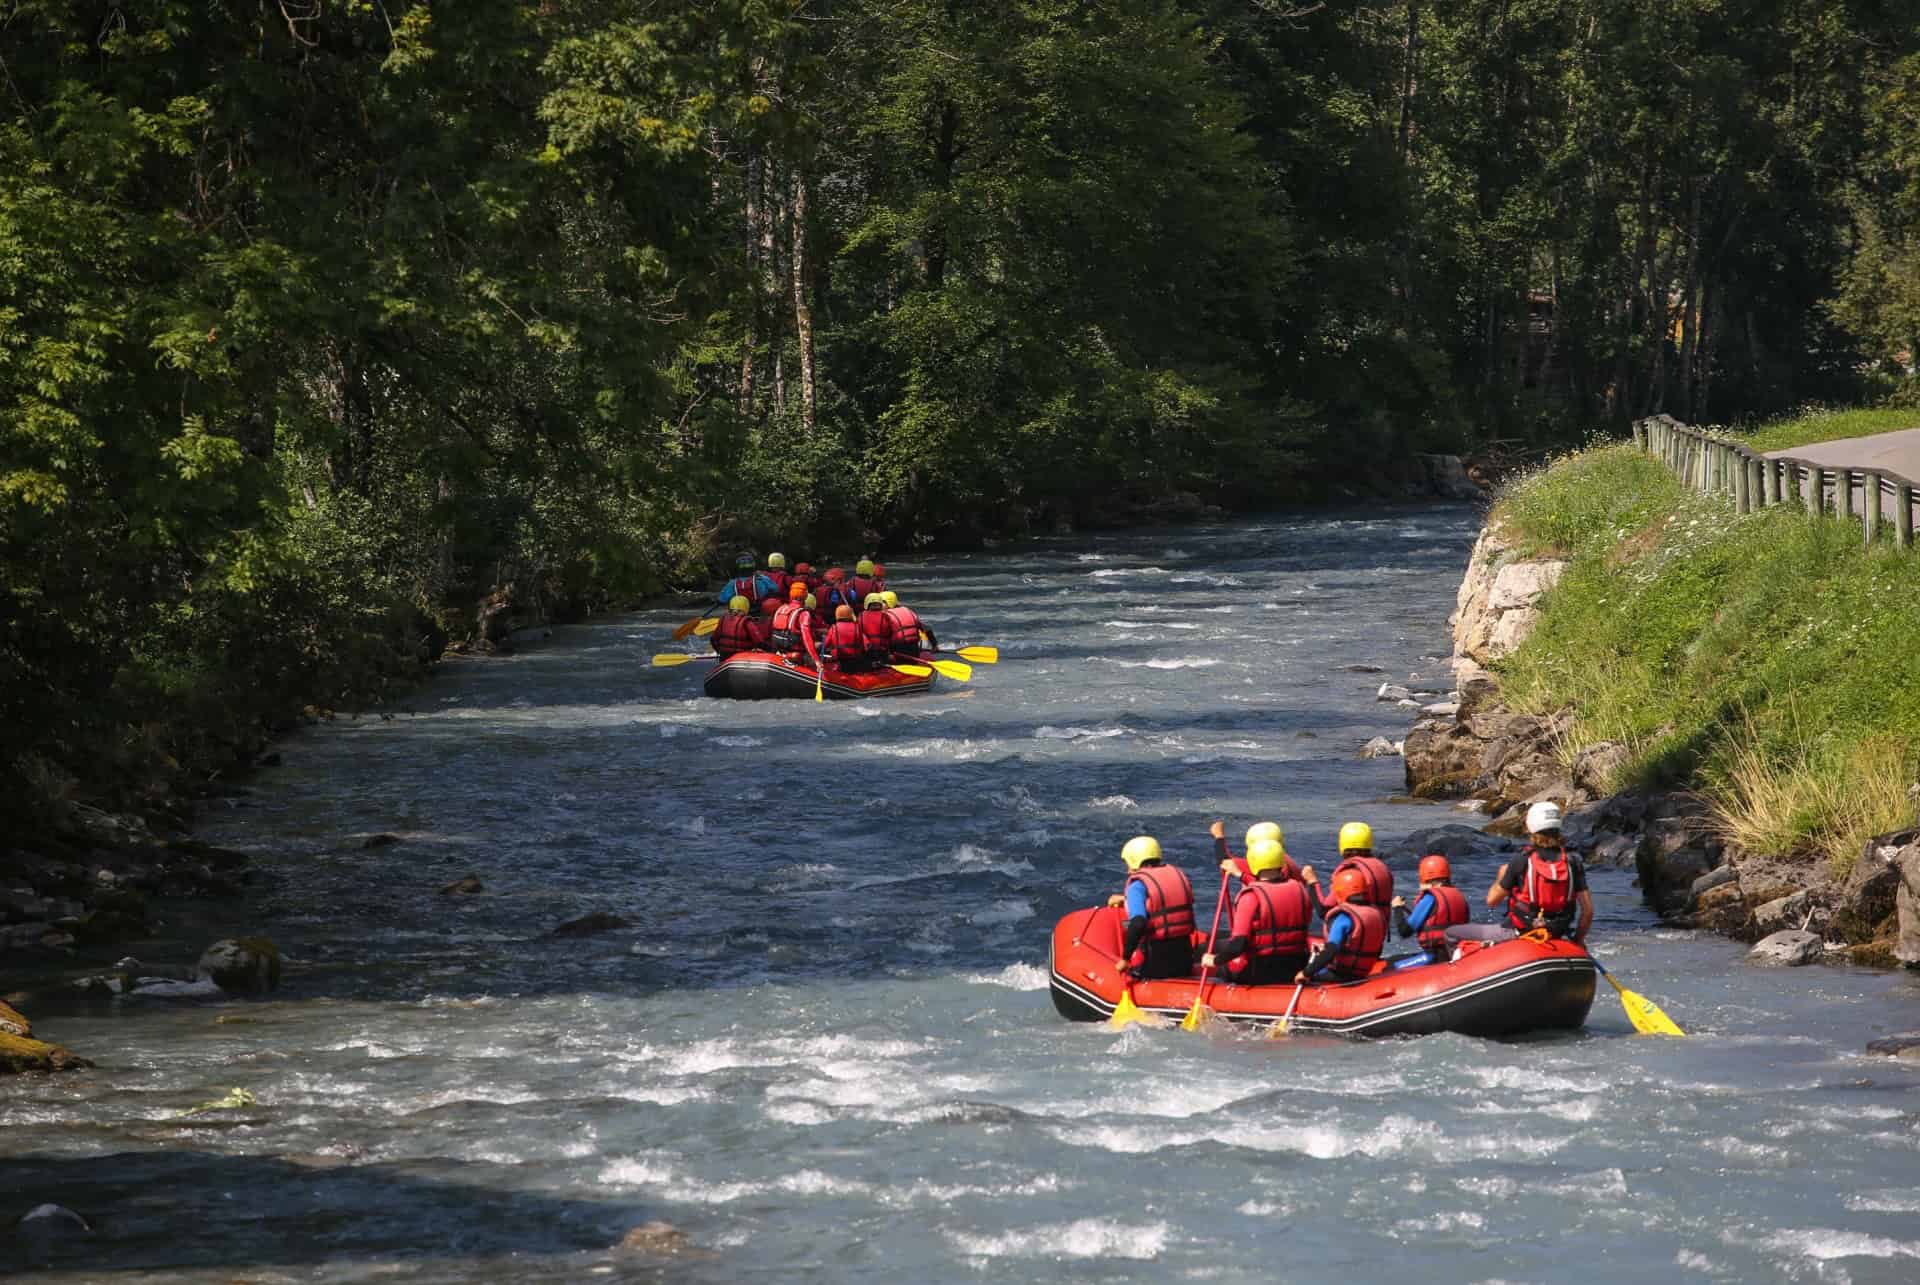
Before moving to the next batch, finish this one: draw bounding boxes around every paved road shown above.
[1766,426,1920,481]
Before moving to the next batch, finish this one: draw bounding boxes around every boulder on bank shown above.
[1866,1033,1920,1060]
[197,937,282,993]
[1896,838,1920,966]
[1830,829,1916,944]
[1,1029,92,1074]
[1749,930,1823,966]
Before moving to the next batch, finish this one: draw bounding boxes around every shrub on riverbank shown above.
[1496,444,1920,875]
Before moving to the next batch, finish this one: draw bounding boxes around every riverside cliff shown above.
[1406,448,1920,968]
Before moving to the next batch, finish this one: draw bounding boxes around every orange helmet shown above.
[760,597,780,615]
[1418,855,1452,884]
[789,582,807,600]
[835,604,854,621]
[1330,866,1370,905]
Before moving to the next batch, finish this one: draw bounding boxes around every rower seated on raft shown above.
[1389,854,1471,968]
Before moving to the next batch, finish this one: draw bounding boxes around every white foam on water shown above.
[676,815,708,837]
[711,735,766,748]
[905,1174,1064,1203]
[1236,1200,1284,1216]
[1846,1190,1920,1213]
[1466,1065,1606,1094]
[764,1100,835,1126]
[1102,620,1200,630]
[599,1156,677,1186]
[1673,1249,1722,1274]
[969,899,1035,927]
[602,1084,712,1106]
[1396,1212,1486,1233]
[1540,1097,1602,1123]
[1052,1114,1564,1162]
[967,962,1049,990]
[657,723,694,738]
[1705,1136,1788,1166]
[947,1218,1169,1261]
[1088,566,1169,578]
[1034,725,1128,740]
[1738,1228,1920,1262]
[1088,794,1138,809]
[1172,573,1240,586]
[779,1170,874,1198]
[1138,604,1233,613]
[1096,657,1221,670]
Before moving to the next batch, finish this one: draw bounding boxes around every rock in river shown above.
[197,936,283,993]
[553,911,632,937]
[1748,930,1822,967]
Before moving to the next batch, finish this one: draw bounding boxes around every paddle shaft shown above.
[1277,981,1306,1033]
[1190,870,1231,1013]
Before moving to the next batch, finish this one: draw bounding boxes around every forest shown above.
[5,0,1920,816]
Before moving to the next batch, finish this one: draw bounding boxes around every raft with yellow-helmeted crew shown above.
[653,552,996,699]
[1048,803,1627,1038]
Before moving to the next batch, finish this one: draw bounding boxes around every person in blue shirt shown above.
[716,552,778,609]
[1295,865,1387,983]
[1389,854,1472,968]
[1102,836,1195,979]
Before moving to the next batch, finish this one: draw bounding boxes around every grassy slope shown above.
[1494,442,1920,876]
[1740,405,1920,452]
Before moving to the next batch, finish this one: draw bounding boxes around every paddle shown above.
[890,663,933,677]
[651,653,715,667]
[1590,955,1686,1036]
[1267,980,1307,1039]
[952,646,999,664]
[1181,870,1231,1032]
[1108,985,1163,1029]
[672,608,720,640]
[921,657,971,682]
[693,617,720,637]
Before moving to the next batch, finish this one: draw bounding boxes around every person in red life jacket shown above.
[821,604,869,671]
[820,567,859,615]
[804,592,826,633]
[857,593,894,661]
[751,596,780,649]
[1296,865,1388,983]
[1208,819,1293,887]
[877,590,935,658]
[1202,839,1312,985]
[870,563,888,593]
[710,595,759,657]
[770,584,812,656]
[1101,836,1195,980]
[716,552,777,609]
[848,557,882,603]
[1391,854,1472,968]
[764,553,792,599]
[1488,801,1592,943]
[1306,821,1390,915]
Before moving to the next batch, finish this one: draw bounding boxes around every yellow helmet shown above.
[863,593,885,610]
[1246,838,1289,876]
[856,558,876,576]
[881,590,899,608]
[1338,821,1374,853]
[804,593,817,609]
[1120,836,1162,870]
[1245,821,1282,850]
[768,552,787,569]
[728,595,749,612]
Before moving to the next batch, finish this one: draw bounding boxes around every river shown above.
[9,508,1920,1283]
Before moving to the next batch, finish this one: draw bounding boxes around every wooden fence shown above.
[1633,414,1917,548]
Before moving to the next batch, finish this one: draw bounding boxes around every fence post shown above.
[1899,482,1915,548]
[1808,466,1825,516]
[1765,458,1780,506]
[1735,452,1751,513]
[1841,468,1857,523]
[1634,420,1647,452]
[1865,472,1883,546]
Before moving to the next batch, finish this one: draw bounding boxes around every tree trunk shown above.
[739,145,763,414]
[1397,2,1420,161]
[924,102,959,290]
[791,167,818,433]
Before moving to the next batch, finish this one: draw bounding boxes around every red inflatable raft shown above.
[703,650,936,700]
[1048,906,1596,1038]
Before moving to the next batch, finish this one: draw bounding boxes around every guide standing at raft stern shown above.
[1487,801,1594,944]
[1105,837,1196,979]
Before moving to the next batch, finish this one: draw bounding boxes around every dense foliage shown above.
[5,0,1920,814]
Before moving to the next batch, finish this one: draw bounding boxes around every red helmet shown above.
[1330,866,1370,905]
[872,563,887,578]
[788,582,807,600]
[794,562,814,576]
[825,567,846,582]
[760,597,781,615]
[1418,855,1452,884]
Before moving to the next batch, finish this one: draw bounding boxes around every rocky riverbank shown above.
[1405,517,1920,967]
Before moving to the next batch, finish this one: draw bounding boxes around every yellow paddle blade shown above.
[651,653,697,667]
[1179,1000,1213,1032]
[954,646,999,664]
[693,617,720,637]
[814,669,824,702]
[890,663,933,676]
[671,615,702,640]
[925,658,971,682]
[1605,972,1686,1035]
[1267,1017,1291,1039]
[1108,989,1163,1030]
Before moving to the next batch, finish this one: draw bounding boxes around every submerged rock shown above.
[1865,1033,1920,1060]
[1390,825,1518,861]
[617,1221,694,1255]
[553,911,632,937]
[197,936,282,993]
[0,1030,92,1074]
[441,876,485,895]
[1358,736,1403,759]
[1749,930,1822,966]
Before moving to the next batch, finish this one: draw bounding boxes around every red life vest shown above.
[766,569,792,598]
[1328,903,1387,979]
[849,574,880,602]
[823,619,863,660]
[882,606,922,656]
[712,613,758,656]
[1416,884,1470,953]
[1236,879,1311,967]
[1332,855,1393,907]
[727,574,760,602]
[770,602,807,651]
[1506,847,1575,932]
[858,608,893,654]
[1125,863,1196,943]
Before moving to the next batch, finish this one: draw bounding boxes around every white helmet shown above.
[1525,801,1564,834]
